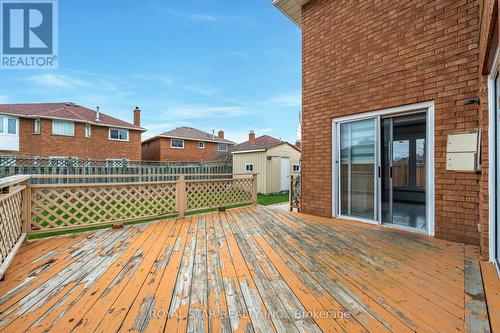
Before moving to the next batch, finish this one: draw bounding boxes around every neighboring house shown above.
[142,127,235,162]
[274,0,500,271]
[232,131,301,194]
[0,102,145,160]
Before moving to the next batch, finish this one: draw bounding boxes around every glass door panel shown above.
[339,119,377,220]
[381,113,427,231]
[381,118,392,223]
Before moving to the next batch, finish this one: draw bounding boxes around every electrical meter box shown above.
[446,132,479,171]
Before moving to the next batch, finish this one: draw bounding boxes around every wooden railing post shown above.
[289,175,294,212]
[176,175,187,217]
[21,181,31,234]
[252,173,257,205]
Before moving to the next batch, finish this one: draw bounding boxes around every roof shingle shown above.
[156,127,235,144]
[0,102,144,130]
[232,135,286,152]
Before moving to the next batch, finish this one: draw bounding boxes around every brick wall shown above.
[14,118,142,160]
[142,137,230,161]
[141,136,161,161]
[302,0,481,244]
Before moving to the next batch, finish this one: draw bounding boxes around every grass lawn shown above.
[257,192,289,206]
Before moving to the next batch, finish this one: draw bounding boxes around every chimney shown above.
[133,106,141,127]
[218,130,224,139]
[249,130,256,145]
[96,105,100,122]
[295,140,302,150]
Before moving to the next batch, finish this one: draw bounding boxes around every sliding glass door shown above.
[338,118,377,221]
[334,105,432,234]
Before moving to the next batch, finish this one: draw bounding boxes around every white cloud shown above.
[0,95,9,103]
[161,8,259,27]
[265,91,301,108]
[27,74,88,89]
[181,84,217,96]
[188,14,221,22]
[165,105,248,119]
[134,74,174,86]
[232,51,251,59]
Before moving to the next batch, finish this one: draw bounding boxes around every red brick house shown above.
[0,102,145,160]
[275,0,500,270]
[141,127,235,162]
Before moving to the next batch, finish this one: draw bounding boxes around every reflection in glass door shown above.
[339,119,377,220]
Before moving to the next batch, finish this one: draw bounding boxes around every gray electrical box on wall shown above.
[446,132,479,171]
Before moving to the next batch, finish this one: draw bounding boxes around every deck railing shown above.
[0,173,257,276]
[0,175,30,279]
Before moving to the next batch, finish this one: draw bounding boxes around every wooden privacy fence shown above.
[0,156,232,180]
[0,173,257,276]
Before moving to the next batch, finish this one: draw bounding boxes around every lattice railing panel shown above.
[186,178,253,211]
[30,182,177,231]
[0,189,23,266]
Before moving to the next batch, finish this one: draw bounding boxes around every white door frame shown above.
[488,48,499,272]
[331,101,435,236]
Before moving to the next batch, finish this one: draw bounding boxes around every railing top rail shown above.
[28,173,255,179]
[0,175,30,189]
[29,180,179,188]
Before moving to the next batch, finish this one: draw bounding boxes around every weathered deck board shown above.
[253,208,462,332]
[0,206,493,332]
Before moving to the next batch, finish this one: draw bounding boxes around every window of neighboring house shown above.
[293,164,300,172]
[52,120,75,136]
[198,141,205,149]
[7,118,16,134]
[34,119,40,134]
[85,124,91,138]
[245,163,254,172]
[0,116,3,134]
[218,143,228,152]
[171,139,184,149]
[109,128,129,141]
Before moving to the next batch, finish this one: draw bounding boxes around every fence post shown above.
[252,173,257,205]
[176,175,187,217]
[289,175,293,212]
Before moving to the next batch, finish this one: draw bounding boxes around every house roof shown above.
[143,127,235,144]
[232,135,299,153]
[0,102,145,131]
[273,0,310,27]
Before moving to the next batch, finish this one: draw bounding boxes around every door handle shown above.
[390,166,393,178]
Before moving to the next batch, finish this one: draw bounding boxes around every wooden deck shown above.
[0,206,493,332]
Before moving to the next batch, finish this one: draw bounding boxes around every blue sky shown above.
[0,0,301,143]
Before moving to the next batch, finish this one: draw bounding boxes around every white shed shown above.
[232,131,301,194]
